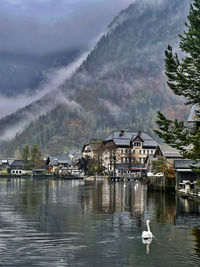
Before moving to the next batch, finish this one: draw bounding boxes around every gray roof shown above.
[114,139,131,146]
[10,160,24,166]
[104,131,158,148]
[48,156,72,165]
[158,144,182,158]
[143,140,158,148]
[174,159,200,169]
[187,104,200,122]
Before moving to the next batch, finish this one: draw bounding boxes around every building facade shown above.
[102,130,158,173]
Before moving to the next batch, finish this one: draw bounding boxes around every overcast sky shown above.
[0,0,134,54]
[0,0,135,117]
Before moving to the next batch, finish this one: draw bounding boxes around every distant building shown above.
[10,160,25,175]
[174,159,200,190]
[63,150,82,163]
[0,159,13,173]
[102,130,158,172]
[82,139,103,158]
[145,143,183,175]
[153,144,182,162]
[46,155,73,173]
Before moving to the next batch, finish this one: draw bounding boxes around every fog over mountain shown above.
[0,0,133,116]
[0,0,193,156]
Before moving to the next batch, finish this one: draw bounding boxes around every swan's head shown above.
[146,219,150,224]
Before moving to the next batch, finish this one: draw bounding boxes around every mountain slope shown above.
[0,0,192,156]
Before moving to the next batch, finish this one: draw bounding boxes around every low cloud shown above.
[0,51,89,118]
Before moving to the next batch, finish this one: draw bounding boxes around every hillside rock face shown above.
[0,0,192,156]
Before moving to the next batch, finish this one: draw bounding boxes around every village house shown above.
[0,159,13,174]
[46,155,72,173]
[153,144,182,162]
[102,130,158,173]
[82,139,103,158]
[9,160,26,175]
[145,143,183,176]
[174,159,200,186]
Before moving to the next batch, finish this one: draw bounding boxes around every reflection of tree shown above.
[147,191,176,225]
[15,179,46,214]
[192,228,200,257]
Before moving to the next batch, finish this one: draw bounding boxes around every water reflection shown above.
[0,178,199,266]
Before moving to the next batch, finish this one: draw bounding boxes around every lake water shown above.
[0,178,199,267]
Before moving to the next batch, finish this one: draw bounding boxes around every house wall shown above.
[11,170,29,175]
[101,144,156,171]
[49,165,58,173]
[82,145,94,158]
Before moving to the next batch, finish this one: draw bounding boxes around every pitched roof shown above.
[48,155,72,165]
[10,160,24,166]
[158,144,182,158]
[174,159,200,169]
[104,131,158,148]
[82,139,104,152]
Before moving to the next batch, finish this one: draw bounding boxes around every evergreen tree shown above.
[22,144,30,169]
[30,144,42,169]
[154,0,200,170]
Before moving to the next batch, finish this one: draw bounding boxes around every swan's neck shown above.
[146,221,151,232]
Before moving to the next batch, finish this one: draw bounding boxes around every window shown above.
[134,142,141,147]
[121,157,126,163]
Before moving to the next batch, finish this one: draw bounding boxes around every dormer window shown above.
[134,142,141,147]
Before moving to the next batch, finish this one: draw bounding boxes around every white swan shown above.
[142,219,153,239]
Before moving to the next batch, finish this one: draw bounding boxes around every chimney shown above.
[138,130,141,136]
[119,129,125,137]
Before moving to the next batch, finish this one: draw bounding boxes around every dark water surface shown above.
[0,178,199,267]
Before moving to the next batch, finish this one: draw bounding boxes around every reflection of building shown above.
[81,180,146,225]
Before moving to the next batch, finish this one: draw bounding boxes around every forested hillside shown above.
[1,0,192,156]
